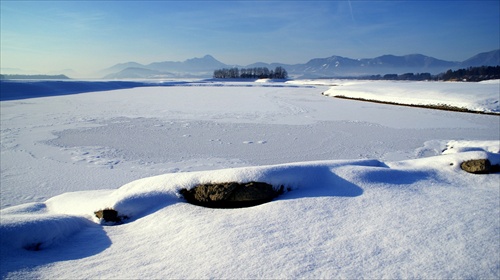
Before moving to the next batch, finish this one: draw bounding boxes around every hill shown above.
[101,50,500,79]
[460,49,500,68]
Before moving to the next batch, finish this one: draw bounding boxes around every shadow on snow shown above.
[0,223,111,279]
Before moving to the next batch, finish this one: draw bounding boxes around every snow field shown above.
[2,82,498,209]
[1,80,499,278]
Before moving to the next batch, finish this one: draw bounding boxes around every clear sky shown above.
[1,0,499,76]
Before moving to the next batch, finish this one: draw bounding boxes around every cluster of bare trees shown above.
[439,66,500,81]
[213,66,288,79]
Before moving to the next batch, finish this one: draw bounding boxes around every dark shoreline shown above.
[331,95,500,116]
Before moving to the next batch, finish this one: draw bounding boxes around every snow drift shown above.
[1,141,499,279]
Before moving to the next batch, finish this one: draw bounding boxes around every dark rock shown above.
[460,159,491,174]
[180,181,283,208]
[94,209,122,223]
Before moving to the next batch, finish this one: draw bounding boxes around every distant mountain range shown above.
[0,68,79,77]
[99,55,228,79]
[0,74,70,80]
[3,50,497,80]
[100,49,499,79]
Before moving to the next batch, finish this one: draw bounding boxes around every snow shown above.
[1,79,499,279]
[321,79,500,113]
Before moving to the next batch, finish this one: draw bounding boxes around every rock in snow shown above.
[460,159,492,174]
[94,209,126,224]
[180,181,283,208]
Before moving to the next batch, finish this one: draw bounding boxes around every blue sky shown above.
[1,0,499,75]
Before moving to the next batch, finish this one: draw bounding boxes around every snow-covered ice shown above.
[1,79,499,279]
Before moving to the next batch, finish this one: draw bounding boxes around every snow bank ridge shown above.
[1,144,499,251]
[0,203,93,251]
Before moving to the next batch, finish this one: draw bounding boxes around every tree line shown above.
[439,66,500,81]
[363,72,433,81]
[213,66,288,79]
[359,66,500,82]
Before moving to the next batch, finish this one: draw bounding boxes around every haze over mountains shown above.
[100,49,499,79]
[2,50,498,79]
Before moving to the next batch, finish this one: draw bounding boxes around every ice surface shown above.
[2,82,497,209]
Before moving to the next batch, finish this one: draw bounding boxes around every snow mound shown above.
[321,80,500,113]
[45,159,383,220]
[0,202,93,251]
[443,140,500,155]
[0,159,372,251]
[2,143,498,253]
[1,145,499,278]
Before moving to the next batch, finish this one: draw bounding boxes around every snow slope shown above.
[1,80,499,278]
[320,79,500,113]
